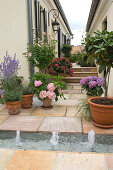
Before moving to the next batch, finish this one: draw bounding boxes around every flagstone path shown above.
[0,92,113,169]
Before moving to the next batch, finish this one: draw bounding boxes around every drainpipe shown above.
[27,0,34,77]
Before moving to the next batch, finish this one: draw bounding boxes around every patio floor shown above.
[0,93,113,169]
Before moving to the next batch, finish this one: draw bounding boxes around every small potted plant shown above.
[84,30,113,128]
[2,76,22,115]
[80,76,104,99]
[30,73,67,108]
[21,83,33,109]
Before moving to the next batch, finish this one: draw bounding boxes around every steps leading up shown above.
[63,66,98,94]
[73,72,98,77]
[73,67,97,72]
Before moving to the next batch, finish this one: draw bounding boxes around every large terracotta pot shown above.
[5,101,21,115]
[21,94,33,109]
[88,97,113,128]
[42,97,52,108]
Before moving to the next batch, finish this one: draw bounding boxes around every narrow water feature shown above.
[0,131,113,153]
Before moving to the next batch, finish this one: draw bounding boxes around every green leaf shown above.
[99,65,105,73]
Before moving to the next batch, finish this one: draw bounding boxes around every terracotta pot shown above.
[21,94,33,109]
[88,97,113,128]
[5,101,21,115]
[42,97,52,108]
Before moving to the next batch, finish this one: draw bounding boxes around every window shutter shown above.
[43,8,47,33]
[58,27,61,58]
[64,35,66,44]
[35,0,41,38]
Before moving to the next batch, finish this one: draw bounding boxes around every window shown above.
[102,17,107,30]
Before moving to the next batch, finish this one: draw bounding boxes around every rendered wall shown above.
[0,0,30,80]
[88,0,113,97]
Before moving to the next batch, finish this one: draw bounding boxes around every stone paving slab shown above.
[105,154,113,170]
[31,106,66,117]
[55,99,79,106]
[0,115,9,125]
[2,150,113,170]
[0,105,5,112]
[70,94,86,100]
[66,107,77,117]
[0,116,44,132]
[54,152,107,170]
[0,109,8,115]
[19,106,36,116]
[39,117,82,133]
[4,150,56,170]
[0,149,14,170]
[83,119,113,134]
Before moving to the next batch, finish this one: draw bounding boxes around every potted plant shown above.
[21,83,33,109]
[47,57,74,77]
[84,30,113,128]
[80,76,104,99]
[2,76,22,115]
[30,73,67,108]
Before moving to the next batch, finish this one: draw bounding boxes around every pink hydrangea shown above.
[46,91,56,100]
[47,83,56,92]
[34,80,42,87]
[58,88,62,93]
[39,91,47,99]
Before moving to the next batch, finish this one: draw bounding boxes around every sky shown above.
[59,0,92,46]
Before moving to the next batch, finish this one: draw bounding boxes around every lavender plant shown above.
[80,76,104,96]
[0,52,19,80]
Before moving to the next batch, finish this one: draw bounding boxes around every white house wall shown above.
[0,0,30,80]
[88,0,113,97]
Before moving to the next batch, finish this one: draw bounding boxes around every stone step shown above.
[63,89,82,94]
[73,67,97,72]
[73,72,98,77]
[64,77,82,83]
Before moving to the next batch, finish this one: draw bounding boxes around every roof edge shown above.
[53,0,73,35]
[86,0,100,32]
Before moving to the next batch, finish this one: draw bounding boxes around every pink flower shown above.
[39,91,47,99]
[46,91,56,100]
[58,88,62,93]
[47,83,56,92]
[43,32,46,35]
[51,37,54,40]
[28,53,32,57]
[54,59,58,62]
[71,70,74,73]
[34,80,42,87]
[38,44,41,47]
[54,64,59,67]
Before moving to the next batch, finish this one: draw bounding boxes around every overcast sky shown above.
[60,0,92,46]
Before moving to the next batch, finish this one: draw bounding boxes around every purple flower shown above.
[0,52,19,80]
[80,77,88,85]
[89,81,97,88]
[87,76,94,81]
[97,78,104,86]
[0,89,5,96]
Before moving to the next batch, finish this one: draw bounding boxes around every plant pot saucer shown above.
[42,105,53,110]
[92,120,113,129]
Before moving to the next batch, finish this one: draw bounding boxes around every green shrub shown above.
[61,44,72,58]
[22,83,33,95]
[70,52,96,67]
